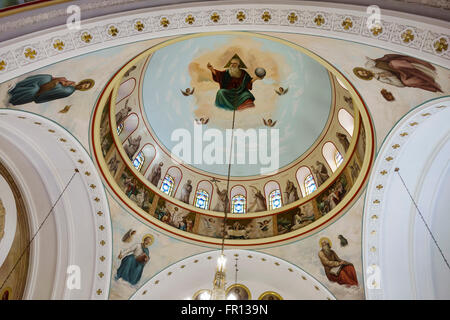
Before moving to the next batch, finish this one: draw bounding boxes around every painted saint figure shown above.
[284,180,299,204]
[8,74,94,105]
[115,235,153,286]
[124,135,141,160]
[336,132,350,152]
[149,162,163,187]
[180,180,192,204]
[213,181,229,213]
[318,237,358,287]
[207,54,262,111]
[353,54,442,93]
[312,161,330,187]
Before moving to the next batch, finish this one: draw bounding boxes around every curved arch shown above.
[116,78,136,104]
[161,166,182,197]
[322,141,342,172]
[296,166,313,197]
[119,112,139,144]
[194,180,214,210]
[230,185,247,214]
[136,144,155,175]
[338,108,354,137]
[264,180,283,210]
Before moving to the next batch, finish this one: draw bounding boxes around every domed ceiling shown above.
[141,33,332,176]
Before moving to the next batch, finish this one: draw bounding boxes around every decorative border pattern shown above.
[362,96,450,300]
[0,109,112,299]
[0,3,449,80]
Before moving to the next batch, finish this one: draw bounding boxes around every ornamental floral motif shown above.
[24,48,37,59]
[287,12,298,24]
[185,14,195,25]
[314,14,325,26]
[0,60,6,71]
[236,11,246,22]
[53,39,65,51]
[210,12,220,23]
[370,24,383,36]
[108,25,119,36]
[401,29,415,43]
[433,37,448,53]
[81,32,92,43]
[134,20,144,31]
[160,17,170,27]
[341,17,353,30]
[261,11,272,22]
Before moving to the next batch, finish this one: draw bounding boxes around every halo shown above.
[319,237,332,247]
[77,79,95,90]
[142,234,154,245]
[353,67,374,80]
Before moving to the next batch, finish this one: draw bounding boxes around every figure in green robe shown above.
[7,74,94,105]
[207,55,261,111]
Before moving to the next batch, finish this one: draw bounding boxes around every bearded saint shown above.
[318,238,358,287]
[207,55,261,111]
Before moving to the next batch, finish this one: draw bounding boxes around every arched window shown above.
[296,166,315,197]
[117,122,124,135]
[194,189,210,210]
[304,174,317,195]
[335,150,344,167]
[338,108,354,136]
[322,142,343,172]
[133,151,145,171]
[232,194,246,214]
[269,189,282,210]
[116,78,136,104]
[160,174,175,196]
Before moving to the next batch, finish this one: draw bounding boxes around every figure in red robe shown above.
[207,54,261,111]
[318,238,358,287]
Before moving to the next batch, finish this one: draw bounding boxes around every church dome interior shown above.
[0,0,449,302]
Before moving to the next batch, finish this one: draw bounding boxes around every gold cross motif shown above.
[370,24,383,36]
[160,17,170,27]
[376,184,383,190]
[287,12,298,24]
[409,122,418,126]
[314,14,325,26]
[261,11,272,22]
[0,60,6,71]
[210,12,220,23]
[373,199,380,204]
[81,32,92,43]
[434,37,448,53]
[108,26,119,37]
[134,21,144,31]
[401,29,415,43]
[385,156,393,161]
[392,144,400,149]
[24,48,37,59]
[98,272,104,278]
[341,17,353,30]
[185,14,195,25]
[400,132,408,137]
[236,11,246,22]
[380,170,387,175]
[53,40,65,51]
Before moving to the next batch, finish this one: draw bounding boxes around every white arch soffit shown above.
[322,142,339,172]
[0,2,449,82]
[363,96,450,300]
[295,166,311,197]
[116,78,136,104]
[0,110,112,300]
[130,249,335,300]
[119,113,139,143]
[338,108,354,137]
[0,174,17,268]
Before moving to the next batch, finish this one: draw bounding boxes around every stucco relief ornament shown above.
[81,32,93,43]
[433,37,448,53]
[160,17,170,28]
[287,12,298,24]
[108,25,119,37]
[210,12,220,23]
[134,21,144,31]
[261,11,272,22]
[53,39,65,51]
[236,11,246,22]
[341,17,353,30]
[185,15,195,25]
[370,24,383,36]
[401,29,415,43]
[24,48,37,60]
[314,14,325,26]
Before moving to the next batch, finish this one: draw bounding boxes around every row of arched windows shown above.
[115,75,354,213]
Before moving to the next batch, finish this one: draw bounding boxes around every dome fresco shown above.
[0,0,448,302]
[142,34,332,176]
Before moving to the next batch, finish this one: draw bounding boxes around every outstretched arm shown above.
[207,63,217,76]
